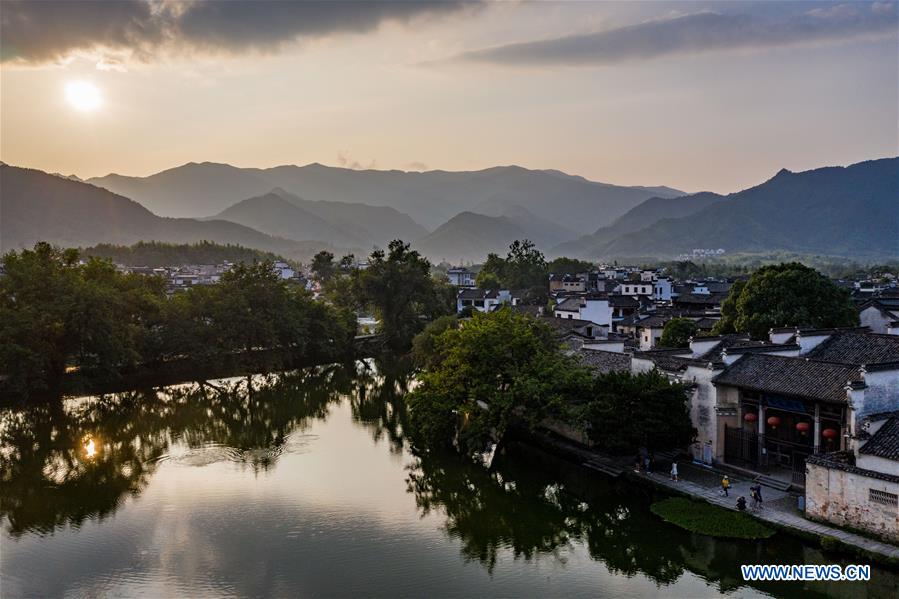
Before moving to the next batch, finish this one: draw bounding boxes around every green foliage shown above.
[0,243,354,397]
[311,250,336,282]
[0,243,167,395]
[82,240,289,268]
[407,309,593,454]
[650,498,775,539]
[353,240,449,351]
[713,263,858,339]
[548,257,594,275]
[475,241,548,304]
[658,318,699,349]
[411,315,459,371]
[580,370,695,455]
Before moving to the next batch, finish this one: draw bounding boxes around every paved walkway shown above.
[637,461,899,560]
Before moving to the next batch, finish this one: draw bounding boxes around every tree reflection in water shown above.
[2,361,894,598]
[0,362,358,537]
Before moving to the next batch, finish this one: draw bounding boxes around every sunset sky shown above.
[1,0,896,193]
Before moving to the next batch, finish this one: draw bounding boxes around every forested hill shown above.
[566,157,899,260]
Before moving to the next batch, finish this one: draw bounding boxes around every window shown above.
[870,489,898,507]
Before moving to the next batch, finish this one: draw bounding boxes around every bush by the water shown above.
[650,497,775,540]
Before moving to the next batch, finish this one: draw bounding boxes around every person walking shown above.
[721,475,730,497]
[670,461,679,482]
[754,484,764,510]
[749,485,759,509]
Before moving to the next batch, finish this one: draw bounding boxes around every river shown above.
[1,362,895,598]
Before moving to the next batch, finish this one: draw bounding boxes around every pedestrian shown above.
[755,484,764,510]
[736,496,747,511]
[749,485,759,509]
[644,455,652,474]
[721,475,730,497]
[670,461,678,482]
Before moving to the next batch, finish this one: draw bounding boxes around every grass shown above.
[650,497,776,540]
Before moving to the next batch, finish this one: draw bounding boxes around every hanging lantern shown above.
[767,415,781,429]
[743,412,758,423]
[795,422,811,435]
[822,428,838,440]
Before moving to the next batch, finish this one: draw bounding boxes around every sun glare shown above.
[65,81,103,112]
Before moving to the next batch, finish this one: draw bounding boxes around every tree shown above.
[354,240,447,350]
[581,370,696,455]
[310,250,336,282]
[658,318,699,348]
[407,308,592,454]
[475,241,548,304]
[712,263,858,339]
[548,257,594,275]
[476,253,506,289]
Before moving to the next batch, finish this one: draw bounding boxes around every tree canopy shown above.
[548,257,594,275]
[657,318,699,349]
[0,243,354,397]
[352,240,453,351]
[713,262,858,339]
[475,240,549,304]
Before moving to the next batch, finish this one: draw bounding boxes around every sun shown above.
[65,81,103,112]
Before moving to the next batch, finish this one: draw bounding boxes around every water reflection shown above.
[1,361,896,598]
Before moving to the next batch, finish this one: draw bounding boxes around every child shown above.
[736,496,747,511]
[721,475,730,497]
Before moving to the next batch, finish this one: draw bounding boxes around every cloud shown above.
[0,0,480,64]
[336,150,377,170]
[449,2,898,67]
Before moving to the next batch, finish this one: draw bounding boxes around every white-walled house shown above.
[553,295,613,328]
[457,288,520,313]
[654,277,674,301]
[859,298,899,334]
[806,411,899,542]
[447,267,477,288]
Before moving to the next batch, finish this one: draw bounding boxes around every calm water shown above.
[1,361,896,598]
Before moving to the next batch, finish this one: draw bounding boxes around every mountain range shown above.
[556,157,898,260]
[87,162,684,233]
[2,157,896,263]
[0,165,351,260]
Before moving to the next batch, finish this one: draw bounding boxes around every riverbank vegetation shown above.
[650,498,775,540]
[0,243,355,398]
[407,309,696,456]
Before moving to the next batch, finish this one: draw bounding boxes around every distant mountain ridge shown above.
[553,192,726,257]
[558,158,899,259]
[0,165,354,260]
[413,212,529,263]
[210,188,426,248]
[87,162,685,234]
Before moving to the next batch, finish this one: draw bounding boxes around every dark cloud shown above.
[451,2,898,66]
[1,0,479,64]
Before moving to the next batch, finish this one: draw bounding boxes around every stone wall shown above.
[806,461,899,542]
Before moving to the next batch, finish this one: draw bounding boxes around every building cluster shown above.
[118,261,304,294]
[446,262,899,542]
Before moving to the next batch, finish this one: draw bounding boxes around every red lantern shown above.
[766,416,781,429]
[822,428,838,440]
[743,412,758,423]
[795,422,811,435]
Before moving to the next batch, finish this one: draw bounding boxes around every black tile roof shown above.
[576,349,632,374]
[712,354,862,403]
[805,332,899,366]
[859,416,899,461]
[807,451,899,484]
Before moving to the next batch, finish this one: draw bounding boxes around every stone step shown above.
[582,460,624,478]
[755,474,792,492]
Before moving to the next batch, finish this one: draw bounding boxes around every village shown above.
[447,261,899,554]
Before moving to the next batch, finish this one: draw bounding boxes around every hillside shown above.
[553,192,725,257]
[472,204,578,248]
[594,158,899,259]
[413,212,530,263]
[87,162,684,234]
[210,191,367,247]
[0,165,351,261]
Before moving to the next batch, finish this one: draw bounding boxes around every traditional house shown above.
[806,411,899,542]
[456,288,520,313]
[859,298,899,334]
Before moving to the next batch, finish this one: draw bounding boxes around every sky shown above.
[1,0,897,193]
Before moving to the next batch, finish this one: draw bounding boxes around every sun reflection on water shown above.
[84,438,98,459]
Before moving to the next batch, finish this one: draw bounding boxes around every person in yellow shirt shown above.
[721,475,730,497]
